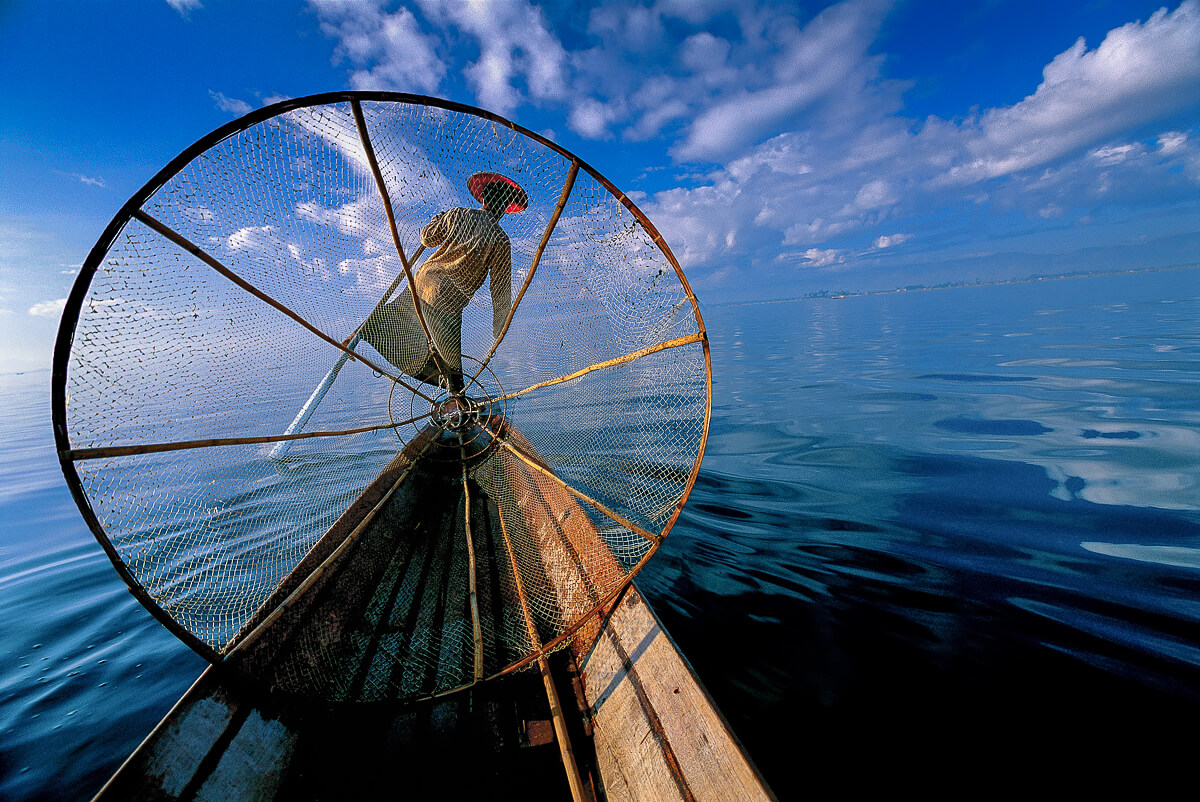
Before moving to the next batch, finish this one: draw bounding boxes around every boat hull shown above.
[94,428,773,801]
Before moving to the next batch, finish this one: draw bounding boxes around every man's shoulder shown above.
[451,208,507,240]
[443,206,491,226]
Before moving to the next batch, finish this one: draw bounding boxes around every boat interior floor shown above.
[99,648,599,801]
[229,436,576,704]
[272,650,595,800]
[97,437,609,801]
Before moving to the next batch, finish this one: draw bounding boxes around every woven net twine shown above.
[55,93,710,702]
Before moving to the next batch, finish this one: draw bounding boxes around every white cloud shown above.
[224,225,328,278]
[335,254,401,293]
[166,0,202,19]
[874,233,910,248]
[295,195,391,251]
[418,0,569,115]
[57,171,105,188]
[312,0,446,94]
[301,0,1200,283]
[638,1,1200,274]
[679,31,732,74]
[568,98,621,139]
[854,179,896,209]
[1159,131,1188,154]
[802,248,844,267]
[672,0,890,162]
[936,0,1200,185]
[626,78,689,140]
[1089,143,1141,166]
[227,225,281,251]
[209,90,252,116]
[586,3,665,52]
[29,298,67,318]
[313,0,570,115]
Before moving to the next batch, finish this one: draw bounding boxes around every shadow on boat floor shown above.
[273,653,587,800]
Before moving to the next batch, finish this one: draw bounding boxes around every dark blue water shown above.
[636,268,1200,793]
[3,268,1199,798]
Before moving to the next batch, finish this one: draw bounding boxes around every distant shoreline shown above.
[0,367,51,378]
[707,262,1200,309]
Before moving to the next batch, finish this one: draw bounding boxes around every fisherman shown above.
[361,172,527,394]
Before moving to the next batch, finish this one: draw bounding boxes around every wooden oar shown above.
[270,245,426,460]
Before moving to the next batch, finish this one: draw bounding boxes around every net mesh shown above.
[58,94,709,701]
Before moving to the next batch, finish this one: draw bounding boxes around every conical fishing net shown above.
[54,93,710,702]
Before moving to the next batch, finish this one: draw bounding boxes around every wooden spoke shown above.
[351,99,455,388]
[493,497,589,802]
[497,331,704,402]
[63,414,433,461]
[493,502,541,649]
[459,447,484,681]
[482,423,661,545]
[131,210,437,404]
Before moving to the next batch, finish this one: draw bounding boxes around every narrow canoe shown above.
[92,423,774,801]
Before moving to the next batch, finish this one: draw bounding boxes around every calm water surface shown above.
[2,269,1199,798]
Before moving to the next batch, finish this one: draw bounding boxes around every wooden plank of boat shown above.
[497,430,774,802]
[92,424,773,801]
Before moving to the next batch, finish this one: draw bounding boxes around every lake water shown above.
[3,268,1199,798]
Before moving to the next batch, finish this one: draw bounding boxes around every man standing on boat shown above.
[361,172,527,394]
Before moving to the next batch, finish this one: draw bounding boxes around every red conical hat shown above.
[468,172,528,213]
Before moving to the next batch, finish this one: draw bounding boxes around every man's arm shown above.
[420,210,449,248]
[490,243,512,340]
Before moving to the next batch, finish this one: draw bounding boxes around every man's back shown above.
[415,206,510,315]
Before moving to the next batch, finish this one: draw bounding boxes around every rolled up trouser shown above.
[360,288,464,390]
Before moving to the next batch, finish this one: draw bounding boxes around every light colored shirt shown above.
[415,206,512,337]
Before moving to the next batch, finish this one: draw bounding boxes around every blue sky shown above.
[1,0,1198,371]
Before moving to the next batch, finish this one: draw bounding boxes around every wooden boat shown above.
[91,421,775,801]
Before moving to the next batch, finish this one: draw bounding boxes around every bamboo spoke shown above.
[351,99,456,389]
[459,446,484,681]
[483,423,661,544]
[131,210,437,404]
[497,331,704,402]
[494,502,542,650]
[492,491,595,802]
[472,161,580,384]
[478,552,654,684]
[63,414,432,461]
